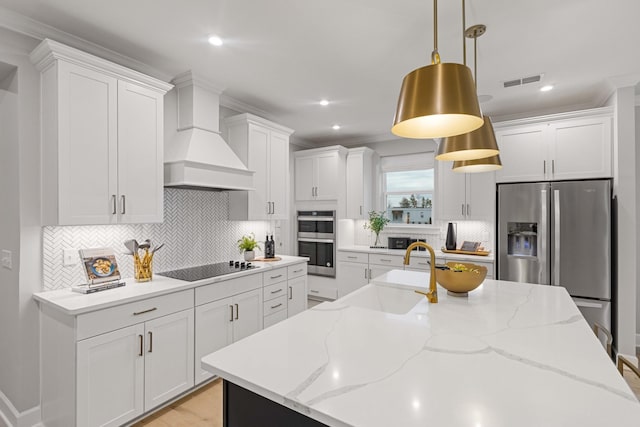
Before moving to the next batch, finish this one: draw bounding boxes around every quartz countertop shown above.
[33,255,308,315]
[202,269,640,426]
[339,245,495,262]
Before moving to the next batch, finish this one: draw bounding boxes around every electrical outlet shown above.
[1,250,12,270]
[63,248,79,266]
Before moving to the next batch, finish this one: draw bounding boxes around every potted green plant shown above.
[363,210,390,247]
[237,233,261,261]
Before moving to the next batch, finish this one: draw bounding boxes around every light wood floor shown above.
[131,379,223,427]
[133,366,640,426]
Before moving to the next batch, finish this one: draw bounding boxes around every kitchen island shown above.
[202,270,640,426]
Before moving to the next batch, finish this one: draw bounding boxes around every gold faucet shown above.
[403,242,438,303]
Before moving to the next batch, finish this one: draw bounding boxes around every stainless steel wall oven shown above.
[297,210,336,277]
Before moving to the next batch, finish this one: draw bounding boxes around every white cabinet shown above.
[295,146,348,201]
[336,251,404,298]
[195,275,263,384]
[226,114,294,220]
[346,147,379,219]
[337,260,370,298]
[287,263,308,317]
[437,162,496,221]
[495,109,612,183]
[31,39,171,225]
[406,256,494,279]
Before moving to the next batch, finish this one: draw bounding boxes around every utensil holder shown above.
[134,253,153,282]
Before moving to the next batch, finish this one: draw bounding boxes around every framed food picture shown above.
[79,247,121,284]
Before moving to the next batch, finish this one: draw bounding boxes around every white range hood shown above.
[164,71,254,191]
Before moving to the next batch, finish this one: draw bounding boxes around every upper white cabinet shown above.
[495,109,612,183]
[295,146,348,202]
[31,39,172,225]
[226,114,294,220]
[346,147,379,219]
[437,161,495,221]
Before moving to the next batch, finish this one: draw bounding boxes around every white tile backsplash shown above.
[42,188,270,290]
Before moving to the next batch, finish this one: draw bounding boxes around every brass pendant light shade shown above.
[435,115,499,161]
[391,0,483,139]
[452,153,503,173]
[392,62,484,139]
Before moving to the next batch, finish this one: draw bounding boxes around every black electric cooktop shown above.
[157,261,259,282]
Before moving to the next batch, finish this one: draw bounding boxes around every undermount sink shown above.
[338,284,424,314]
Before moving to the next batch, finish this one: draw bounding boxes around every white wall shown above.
[0,28,42,426]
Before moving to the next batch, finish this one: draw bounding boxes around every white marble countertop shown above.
[202,269,640,426]
[33,255,308,315]
[339,245,495,262]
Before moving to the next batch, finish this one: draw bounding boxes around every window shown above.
[381,154,434,225]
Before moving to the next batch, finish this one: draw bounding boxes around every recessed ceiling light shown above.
[208,35,223,46]
[540,85,554,92]
[319,99,329,106]
[332,124,340,130]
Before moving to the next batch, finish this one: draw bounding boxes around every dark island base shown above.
[224,380,329,427]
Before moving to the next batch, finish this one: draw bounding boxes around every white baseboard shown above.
[0,390,41,427]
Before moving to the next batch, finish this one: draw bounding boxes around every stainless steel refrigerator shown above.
[497,179,612,333]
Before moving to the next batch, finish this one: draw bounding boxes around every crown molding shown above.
[0,6,173,82]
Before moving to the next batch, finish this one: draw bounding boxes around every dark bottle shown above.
[265,235,275,258]
[445,222,457,250]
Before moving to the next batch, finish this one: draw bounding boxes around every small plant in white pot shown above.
[238,233,261,261]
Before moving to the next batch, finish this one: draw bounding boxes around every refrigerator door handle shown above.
[553,189,561,286]
[540,188,548,285]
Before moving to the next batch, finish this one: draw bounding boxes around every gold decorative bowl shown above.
[435,262,487,296]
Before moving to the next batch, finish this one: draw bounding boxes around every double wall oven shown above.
[297,210,336,277]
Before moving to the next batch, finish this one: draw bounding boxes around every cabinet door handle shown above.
[289,286,293,300]
[552,159,555,175]
[270,288,283,294]
[364,268,368,279]
[138,334,143,356]
[461,204,465,215]
[120,195,126,215]
[466,204,470,217]
[111,195,117,215]
[360,205,363,216]
[543,160,546,175]
[148,331,153,353]
[271,303,283,309]
[133,307,157,316]
[235,303,239,320]
[310,289,319,294]
[229,305,234,322]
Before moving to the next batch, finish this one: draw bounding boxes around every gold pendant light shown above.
[391,0,483,139]
[450,23,502,172]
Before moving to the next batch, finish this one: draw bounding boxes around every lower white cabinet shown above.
[195,287,263,384]
[336,252,403,298]
[287,275,307,317]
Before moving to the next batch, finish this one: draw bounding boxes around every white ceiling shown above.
[1,0,639,146]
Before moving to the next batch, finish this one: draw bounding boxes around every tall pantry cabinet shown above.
[30,39,172,225]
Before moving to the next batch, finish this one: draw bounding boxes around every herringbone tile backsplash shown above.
[42,188,270,290]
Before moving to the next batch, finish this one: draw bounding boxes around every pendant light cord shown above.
[462,0,466,66]
[431,0,441,64]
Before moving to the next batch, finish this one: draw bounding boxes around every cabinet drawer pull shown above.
[138,334,143,356]
[133,307,157,316]
[270,288,283,294]
[270,274,283,280]
[148,331,153,353]
[270,303,283,309]
[310,289,320,293]
[235,303,239,320]
[230,305,234,322]
[380,259,391,262]
[121,195,126,215]
[293,268,303,273]
[347,256,358,259]
[111,195,117,215]
[289,286,292,300]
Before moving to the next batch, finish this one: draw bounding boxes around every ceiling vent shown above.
[503,74,543,88]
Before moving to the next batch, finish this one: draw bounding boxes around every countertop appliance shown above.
[497,179,613,338]
[297,210,336,277]
[388,237,426,251]
[157,261,259,282]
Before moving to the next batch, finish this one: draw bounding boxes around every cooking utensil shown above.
[124,239,138,254]
[151,243,164,254]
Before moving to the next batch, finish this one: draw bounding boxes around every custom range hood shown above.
[164,71,254,191]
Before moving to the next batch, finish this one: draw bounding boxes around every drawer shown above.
[406,256,445,271]
[308,285,337,300]
[195,274,261,306]
[264,281,287,302]
[263,267,287,286]
[263,295,287,317]
[77,289,193,341]
[263,309,287,329]
[368,253,404,267]
[287,263,307,279]
[337,251,368,263]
